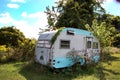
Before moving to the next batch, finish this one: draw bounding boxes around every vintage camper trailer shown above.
[35,28,100,68]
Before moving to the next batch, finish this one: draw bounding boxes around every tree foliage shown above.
[21,38,37,60]
[45,0,105,29]
[0,26,25,47]
[97,14,120,47]
[0,45,14,62]
[0,26,37,62]
[85,19,117,47]
[98,14,120,30]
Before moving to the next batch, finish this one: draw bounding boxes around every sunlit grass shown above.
[103,53,120,80]
[0,53,120,80]
[0,62,26,80]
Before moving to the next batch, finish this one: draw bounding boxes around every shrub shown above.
[0,45,7,52]
[0,38,37,63]
[11,48,23,61]
[21,38,37,60]
[0,45,14,63]
[0,45,7,62]
[0,45,23,62]
[0,55,7,63]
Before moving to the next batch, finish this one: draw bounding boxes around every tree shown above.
[97,14,120,47]
[98,14,120,30]
[85,19,120,62]
[21,38,37,60]
[45,6,58,29]
[0,26,25,47]
[45,0,105,29]
[85,19,117,48]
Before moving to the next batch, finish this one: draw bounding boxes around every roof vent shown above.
[67,30,74,35]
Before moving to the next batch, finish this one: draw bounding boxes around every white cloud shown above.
[21,11,48,28]
[97,0,113,3]
[105,0,113,3]
[11,0,26,3]
[12,20,40,38]
[7,3,19,9]
[21,12,27,18]
[21,12,46,19]
[0,12,48,39]
[0,12,13,24]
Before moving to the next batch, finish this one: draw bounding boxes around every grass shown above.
[0,53,120,80]
[100,53,120,80]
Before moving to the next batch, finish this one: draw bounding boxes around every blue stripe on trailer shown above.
[79,58,85,65]
[52,57,86,68]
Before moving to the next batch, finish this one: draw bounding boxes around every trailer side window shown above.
[93,42,98,49]
[60,40,70,49]
[87,41,91,48]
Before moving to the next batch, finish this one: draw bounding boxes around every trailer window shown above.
[44,41,51,48]
[37,40,51,48]
[38,41,44,47]
[60,40,70,49]
[87,41,91,48]
[93,42,98,49]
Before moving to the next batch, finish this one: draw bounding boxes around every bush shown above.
[0,45,14,63]
[0,45,24,62]
[0,45,7,52]
[11,48,23,61]
[0,38,37,63]
[21,38,37,60]
[0,45,8,63]
[0,55,7,63]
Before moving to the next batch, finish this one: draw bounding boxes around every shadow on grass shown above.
[15,61,101,80]
[109,55,120,61]
[94,65,120,80]
[14,56,120,80]
[95,66,106,80]
[103,68,120,75]
[95,53,120,80]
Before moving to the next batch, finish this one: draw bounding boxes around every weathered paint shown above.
[92,54,100,63]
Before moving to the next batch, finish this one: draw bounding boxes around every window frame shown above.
[87,41,91,48]
[37,40,51,48]
[60,40,70,49]
[93,42,99,49]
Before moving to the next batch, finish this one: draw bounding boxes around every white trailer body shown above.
[35,28,100,68]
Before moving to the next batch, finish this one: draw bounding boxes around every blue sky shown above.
[103,0,120,16]
[0,0,120,38]
[0,0,56,38]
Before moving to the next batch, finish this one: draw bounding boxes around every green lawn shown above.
[0,53,120,80]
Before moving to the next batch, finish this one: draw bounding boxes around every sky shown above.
[102,0,120,15]
[0,0,120,39]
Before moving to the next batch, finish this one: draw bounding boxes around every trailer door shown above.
[85,36,93,59]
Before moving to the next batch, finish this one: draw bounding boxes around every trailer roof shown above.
[62,28,92,36]
[38,30,57,40]
[38,28,93,40]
